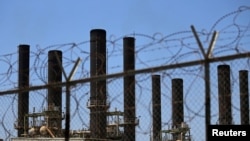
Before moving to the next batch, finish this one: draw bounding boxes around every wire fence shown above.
[0,6,250,141]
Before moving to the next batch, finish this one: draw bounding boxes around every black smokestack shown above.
[239,70,249,125]
[17,44,30,136]
[89,29,107,139]
[123,37,136,141]
[48,50,62,129]
[172,78,184,126]
[217,64,232,125]
[172,78,184,140]
[152,75,162,141]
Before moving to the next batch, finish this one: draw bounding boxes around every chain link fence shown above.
[0,6,250,141]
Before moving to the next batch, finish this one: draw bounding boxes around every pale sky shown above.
[0,0,249,55]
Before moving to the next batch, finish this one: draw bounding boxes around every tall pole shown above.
[191,25,218,141]
[65,83,70,141]
[53,51,81,141]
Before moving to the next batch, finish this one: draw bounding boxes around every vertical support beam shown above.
[152,75,162,141]
[18,44,30,136]
[90,29,107,139]
[191,25,218,141]
[65,82,70,141]
[204,61,211,141]
[239,70,249,125]
[123,37,136,141]
[217,64,232,125]
[172,78,184,140]
[48,50,62,131]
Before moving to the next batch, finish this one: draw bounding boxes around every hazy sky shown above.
[0,0,249,55]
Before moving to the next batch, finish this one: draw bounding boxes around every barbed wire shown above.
[0,6,250,141]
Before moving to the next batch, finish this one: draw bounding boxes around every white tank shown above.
[28,127,35,135]
[39,126,47,135]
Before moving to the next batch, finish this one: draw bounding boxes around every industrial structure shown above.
[9,28,250,141]
[11,29,141,141]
